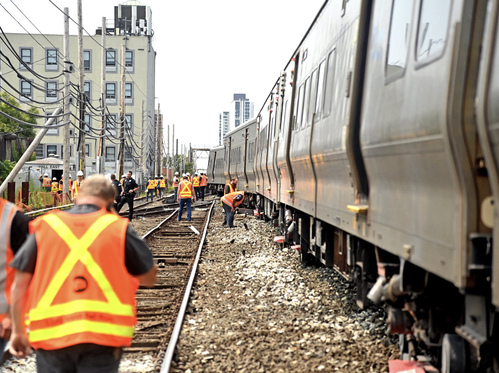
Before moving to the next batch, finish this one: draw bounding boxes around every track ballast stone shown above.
[172,204,399,372]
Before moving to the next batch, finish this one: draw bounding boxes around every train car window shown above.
[314,60,326,122]
[281,101,289,136]
[302,77,311,128]
[416,0,451,63]
[386,0,413,79]
[307,69,318,125]
[323,49,337,118]
[248,142,255,162]
[295,83,305,129]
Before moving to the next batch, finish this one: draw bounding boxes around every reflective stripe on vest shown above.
[147,180,155,189]
[200,175,207,187]
[27,211,135,348]
[193,177,200,187]
[179,181,193,198]
[0,199,17,315]
[173,178,179,187]
[221,191,244,208]
[73,180,83,196]
[51,182,59,192]
[225,183,236,195]
[42,178,51,188]
[159,180,166,188]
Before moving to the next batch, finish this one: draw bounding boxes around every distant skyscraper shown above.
[219,111,230,145]
[230,94,254,128]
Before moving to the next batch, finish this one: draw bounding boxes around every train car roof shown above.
[224,117,257,138]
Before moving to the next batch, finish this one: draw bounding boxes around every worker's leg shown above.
[174,187,178,200]
[127,196,134,221]
[186,198,192,221]
[178,198,185,221]
[116,196,126,212]
[36,347,76,373]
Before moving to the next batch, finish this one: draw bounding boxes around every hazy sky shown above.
[0,0,325,154]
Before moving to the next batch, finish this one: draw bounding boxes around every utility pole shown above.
[172,123,175,172]
[77,0,86,174]
[141,99,145,178]
[119,43,125,177]
[62,7,70,202]
[98,17,106,174]
[175,138,178,172]
[155,103,161,176]
[166,124,170,181]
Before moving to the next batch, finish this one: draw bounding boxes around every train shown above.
[207,0,499,372]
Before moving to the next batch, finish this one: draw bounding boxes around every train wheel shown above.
[441,334,467,373]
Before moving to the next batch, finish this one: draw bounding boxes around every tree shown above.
[0,91,39,138]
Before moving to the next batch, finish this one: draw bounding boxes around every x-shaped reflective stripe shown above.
[29,214,133,321]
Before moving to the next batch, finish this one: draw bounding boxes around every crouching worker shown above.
[9,175,157,373]
[221,191,249,228]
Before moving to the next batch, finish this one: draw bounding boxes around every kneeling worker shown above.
[221,191,249,228]
[9,175,157,373]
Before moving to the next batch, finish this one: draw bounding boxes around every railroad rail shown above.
[125,200,214,372]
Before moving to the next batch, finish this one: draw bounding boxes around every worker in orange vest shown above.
[72,171,85,200]
[224,177,238,195]
[39,173,52,192]
[50,178,59,193]
[9,175,157,372]
[192,173,201,201]
[199,172,208,201]
[159,176,166,198]
[172,172,180,200]
[177,174,195,222]
[221,191,248,228]
[146,176,156,202]
[0,198,29,361]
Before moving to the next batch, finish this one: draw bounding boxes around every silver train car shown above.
[208,0,499,370]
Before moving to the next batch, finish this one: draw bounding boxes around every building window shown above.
[106,50,116,66]
[105,147,116,161]
[84,81,91,100]
[45,81,58,101]
[125,82,133,104]
[20,80,32,100]
[125,114,133,133]
[107,114,117,135]
[416,0,451,63]
[124,146,132,161]
[84,113,91,133]
[85,144,90,157]
[125,50,133,68]
[386,0,414,79]
[46,112,59,135]
[47,145,57,157]
[83,50,91,72]
[20,48,32,68]
[46,48,58,70]
[106,83,116,101]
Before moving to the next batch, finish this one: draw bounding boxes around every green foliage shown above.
[0,92,38,138]
[0,159,16,182]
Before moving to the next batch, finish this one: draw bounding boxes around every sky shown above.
[0,0,325,155]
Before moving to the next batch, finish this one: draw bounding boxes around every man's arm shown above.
[9,271,33,358]
[136,264,157,287]
[125,226,157,287]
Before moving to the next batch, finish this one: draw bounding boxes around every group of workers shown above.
[0,175,156,373]
[172,172,207,201]
[146,175,167,201]
[38,171,85,200]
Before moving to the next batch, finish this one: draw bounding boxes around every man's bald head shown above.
[78,175,116,203]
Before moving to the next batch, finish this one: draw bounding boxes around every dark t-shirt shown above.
[111,180,122,198]
[10,204,153,276]
[11,211,31,254]
[123,178,138,196]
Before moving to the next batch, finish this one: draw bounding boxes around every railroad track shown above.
[125,200,214,372]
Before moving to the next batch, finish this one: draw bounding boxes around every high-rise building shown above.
[230,94,254,129]
[219,111,229,145]
[0,1,156,183]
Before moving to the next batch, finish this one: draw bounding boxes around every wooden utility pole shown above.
[155,103,161,176]
[62,7,70,201]
[98,17,106,174]
[119,43,126,177]
[77,0,85,174]
[166,124,170,181]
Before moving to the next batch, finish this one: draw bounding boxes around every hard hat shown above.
[122,174,126,178]
[53,177,57,181]
[44,173,48,177]
[160,175,164,178]
[175,172,179,176]
[182,173,187,178]
[77,170,84,176]
[194,173,198,175]
[69,176,72,178]
[186,172,190,176]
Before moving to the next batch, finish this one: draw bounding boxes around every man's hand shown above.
[231,207,235,213]
[1,315,12,340]
[9,332,31,358]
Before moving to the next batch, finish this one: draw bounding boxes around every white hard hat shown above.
[194,173,198,175]
[182,173,187,178]
[44,173,48,176]
[175,172,179,175]
[122,174,126,178]
[77,170,84,176]
[186,172,190,176]
[53,177,57,181]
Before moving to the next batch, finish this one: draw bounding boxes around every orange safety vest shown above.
[221,191,245,209]
[193,177,200,187]
[58,179,63,192]
[0,198,17,321]
[200,175,208,187]
[51,182,59,193]
[159,179,166,188]
[69,180,73,190]
[73,180,84,197]
[25,209,137,350]
[225,183,237,195]
[173,177,179,188]
[42,177,51,188]
[179,181,193,199]
[146,180,156,190]
[154,180,159,188]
